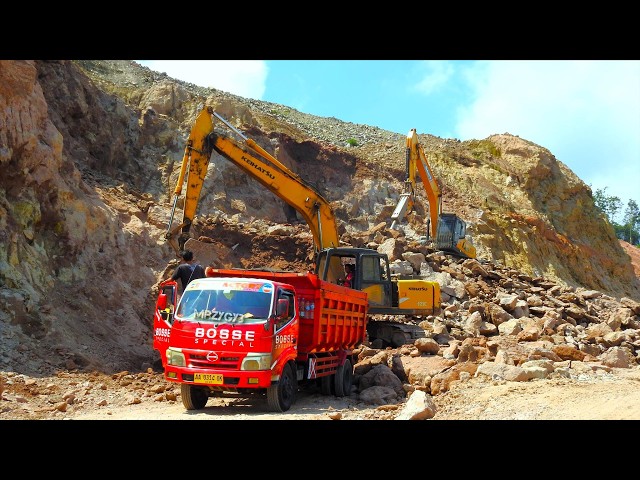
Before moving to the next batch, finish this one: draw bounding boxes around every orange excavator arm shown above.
[390,128,476,259]
[407,128,442,238]
[165,106,340,256]
[390,128,441,238]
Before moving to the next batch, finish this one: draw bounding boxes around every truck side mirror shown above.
[276,298,289,318]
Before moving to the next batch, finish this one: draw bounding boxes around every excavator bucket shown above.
[390,193,412,229]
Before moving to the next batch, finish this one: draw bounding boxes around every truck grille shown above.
[189,354,241,369]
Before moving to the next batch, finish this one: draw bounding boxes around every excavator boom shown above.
[165,106,340,256]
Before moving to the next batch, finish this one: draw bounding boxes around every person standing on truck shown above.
[171,250,206,294]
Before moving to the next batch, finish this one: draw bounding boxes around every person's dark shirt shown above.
[171,263,206,292]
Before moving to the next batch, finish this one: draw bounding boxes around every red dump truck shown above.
[153,267,368,412]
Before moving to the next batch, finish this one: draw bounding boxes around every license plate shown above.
[194,373,223,384]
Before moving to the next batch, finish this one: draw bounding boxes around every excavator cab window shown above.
[456,218,466,238]
[436,215,454,249]
[333,256,356,287]
[437,214,471,256]
[316,253,346,285]
[360,255,389,282]
[361,256,381,282]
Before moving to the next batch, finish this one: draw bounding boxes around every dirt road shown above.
[431,367,640,420]
[64,366,640,421]
[4,365,640,421]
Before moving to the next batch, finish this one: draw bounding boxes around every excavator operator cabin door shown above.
[358,254,392,308]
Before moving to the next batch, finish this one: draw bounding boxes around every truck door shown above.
[272,288,298,366]
[153,280,178,365]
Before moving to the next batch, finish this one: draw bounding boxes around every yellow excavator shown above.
[390,128,476,259]
[165,107,339,257]
[165,106,441,347]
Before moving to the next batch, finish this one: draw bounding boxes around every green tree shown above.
[593,187,622,223]
[622,199,640,244]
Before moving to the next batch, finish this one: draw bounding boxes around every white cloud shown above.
[411,61,455,95]
[137,60,268,99]
[454,60,640,203]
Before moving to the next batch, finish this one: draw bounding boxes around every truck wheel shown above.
[333,358,353,397]
[320,374,334,395]
[267,363,297,412]
[181,384,208,410]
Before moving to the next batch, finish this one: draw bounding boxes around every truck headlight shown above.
[166,348,186,367]
[241,353,272,371]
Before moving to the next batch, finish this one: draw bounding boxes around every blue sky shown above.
[137,60,639,219]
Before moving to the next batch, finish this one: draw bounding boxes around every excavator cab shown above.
[315,247,439,315]
[315,248,394,308]
[435,213,476,259]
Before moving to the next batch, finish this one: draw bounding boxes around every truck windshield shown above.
[176,288,272,325]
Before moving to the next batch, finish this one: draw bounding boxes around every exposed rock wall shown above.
[0,59,637,376]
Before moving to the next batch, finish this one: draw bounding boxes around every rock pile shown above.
[345,234,640,418]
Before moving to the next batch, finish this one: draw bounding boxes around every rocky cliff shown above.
[1,59,638,375]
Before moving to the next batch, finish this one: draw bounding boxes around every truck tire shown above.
[320,374,334,395]
[181,384,208,410]
[267,363,297,412]
[333,358,353,397]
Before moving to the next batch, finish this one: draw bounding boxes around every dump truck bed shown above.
[205,268,368,353]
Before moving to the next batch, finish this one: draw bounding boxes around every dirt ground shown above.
[74,367,640,421]
[3,364,640,421]
[3,238,640,422]
[432,366,640,420]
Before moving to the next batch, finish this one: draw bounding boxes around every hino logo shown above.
[206,351,219,362]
